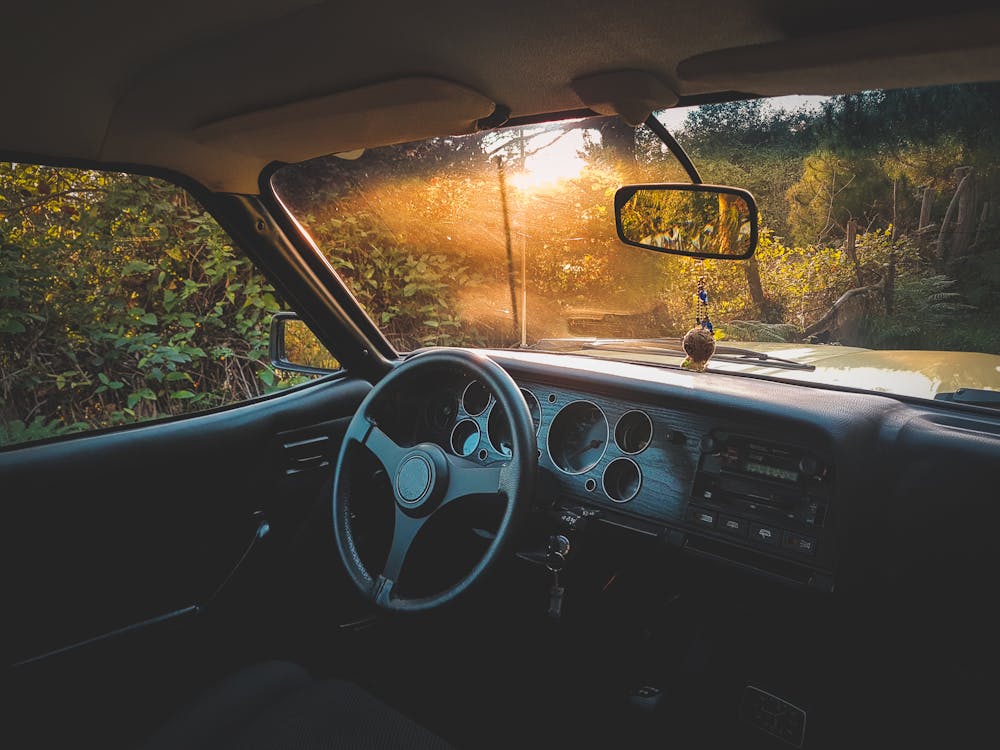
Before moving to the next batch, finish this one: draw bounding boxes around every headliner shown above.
[2,0,999,192]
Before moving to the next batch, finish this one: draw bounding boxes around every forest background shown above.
[3,84,999,444]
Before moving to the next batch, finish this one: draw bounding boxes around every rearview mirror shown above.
[615,184,758,259]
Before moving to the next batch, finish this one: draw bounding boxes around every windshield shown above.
[271,83,1000,403]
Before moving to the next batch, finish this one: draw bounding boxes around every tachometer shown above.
[487,389,541,456]
[547,400,609,474]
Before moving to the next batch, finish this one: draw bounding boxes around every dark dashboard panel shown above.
[527,381,705,523]
[516,378,839,579]
[401,349,1000,596]
[412,360,846,587]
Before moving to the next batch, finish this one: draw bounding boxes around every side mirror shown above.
[269,312,340,375]
[615,184,758,260]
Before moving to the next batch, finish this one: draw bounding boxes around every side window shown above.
[0,162,336,448]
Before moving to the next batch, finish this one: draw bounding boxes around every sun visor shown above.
[677,10,1000,96]
[191,77,496,161]
[571,71,678,127]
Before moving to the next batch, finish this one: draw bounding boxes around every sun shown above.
[508,131,586,192]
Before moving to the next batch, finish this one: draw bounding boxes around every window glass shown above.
[271,84,1000,404]
[0,163,333,447]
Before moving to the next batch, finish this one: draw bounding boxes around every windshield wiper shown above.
[934,388,1000,408]
[529,338,815,371]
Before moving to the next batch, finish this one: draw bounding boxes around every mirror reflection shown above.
[618,187,756,258]
[284,319,341,371]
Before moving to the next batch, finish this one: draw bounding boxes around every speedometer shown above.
[547,401,609,474]
[487,389,541,456]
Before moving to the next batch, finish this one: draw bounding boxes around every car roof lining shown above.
[2,1,999,192]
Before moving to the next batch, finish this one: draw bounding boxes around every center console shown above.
[685,431,837,578]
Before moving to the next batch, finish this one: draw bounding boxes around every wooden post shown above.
[886,182,896,314]
[950,166,975,260]
[845,219,862,286]
[975,201,990,247]
[918,186,933,230]
[495,157,519,341]
[937,167,973,264]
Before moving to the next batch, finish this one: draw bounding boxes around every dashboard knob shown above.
[547,534,571,556]
[667,429,687,445]
[545,550,566,571]
[799,455,820,477]
[699,435,718,454]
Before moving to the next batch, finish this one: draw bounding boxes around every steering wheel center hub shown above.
[393,444,450,509]
[396,454,434,504]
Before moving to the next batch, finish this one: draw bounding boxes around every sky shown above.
[511,95,832,189]
[656,94,831,132]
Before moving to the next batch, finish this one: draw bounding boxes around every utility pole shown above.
[521,232,527,347]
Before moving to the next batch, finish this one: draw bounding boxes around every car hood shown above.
[554,341,1000,400]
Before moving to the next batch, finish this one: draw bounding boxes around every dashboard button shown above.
[686,507,716,528]
[804,500,826,527]
[783,531,817,556]
[719,515,748,537]
[749,523,779,546]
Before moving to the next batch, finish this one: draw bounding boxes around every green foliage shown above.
[718,321,802,343]
[0,164,297,447]
[306,213,489,349]
[860,275,974,349]
[0,415,91,445]
[784,151,893,245]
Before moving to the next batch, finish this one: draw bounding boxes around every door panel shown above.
[4,375,369,746]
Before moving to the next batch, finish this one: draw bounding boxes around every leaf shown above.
[0,319,26,333]
[165,371,190,382]
[170,389,196,399]
[139,312,158,325]
[122,260,155,275]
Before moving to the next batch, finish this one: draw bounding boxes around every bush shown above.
[1,165,293,445]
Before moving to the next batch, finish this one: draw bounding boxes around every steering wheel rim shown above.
[333,348,537,612]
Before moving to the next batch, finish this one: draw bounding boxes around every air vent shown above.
[281,434,331,476]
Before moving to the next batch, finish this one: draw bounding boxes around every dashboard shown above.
[386,351,851,590]
[378,348,1000,601]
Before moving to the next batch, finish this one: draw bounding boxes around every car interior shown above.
[4,2,1000,748]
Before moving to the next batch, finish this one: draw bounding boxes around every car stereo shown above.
[687,432,835,566]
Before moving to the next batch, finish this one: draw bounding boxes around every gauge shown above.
[547,400,609,474]
[450,419,481,457]
[603,458,642,503]
[462,380,491,416]
[487,389,541,456]
[614,410,653,454]
[425,390,458,431]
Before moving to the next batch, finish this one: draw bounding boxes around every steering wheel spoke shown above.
[370,508,424,605]
[345,417,408,477]
[441,457,507,508]
[383,508,422,582]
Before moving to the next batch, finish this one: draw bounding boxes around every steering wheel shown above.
[333,349,537,612]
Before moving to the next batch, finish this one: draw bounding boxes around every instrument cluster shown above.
[422,377,657,507]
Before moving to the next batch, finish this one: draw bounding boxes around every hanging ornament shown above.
[682,274,716,372]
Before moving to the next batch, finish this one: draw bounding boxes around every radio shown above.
[687,432,834,560]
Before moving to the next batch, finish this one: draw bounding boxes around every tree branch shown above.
[804,283,880,336]
[1,188,109,217]
[936,168,973,264]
